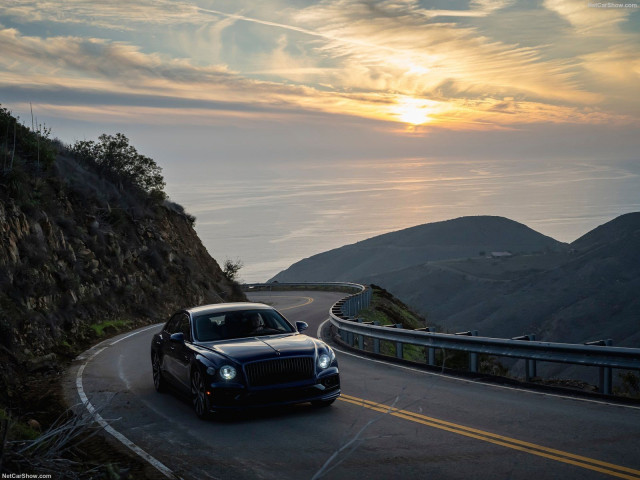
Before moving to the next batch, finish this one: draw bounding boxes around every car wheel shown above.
[311,399,335,408]
[152,352,167,393]
[191,369,211,419]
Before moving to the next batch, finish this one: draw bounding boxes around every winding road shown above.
[66,290,640,480]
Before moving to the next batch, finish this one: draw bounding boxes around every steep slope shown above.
[367,213,640,346]
[0,115,244,407]
[270,216,567,282]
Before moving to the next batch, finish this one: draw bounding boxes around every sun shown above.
[393,96,439,126]
[399,105,430,125]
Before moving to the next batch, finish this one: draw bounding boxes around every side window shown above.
[176,314,192,341]
[165,314,182,334]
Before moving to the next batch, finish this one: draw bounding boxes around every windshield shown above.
[193,308,296,342]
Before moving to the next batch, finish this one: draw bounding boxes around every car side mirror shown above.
[170,332,185,343]
[296,321,308,332]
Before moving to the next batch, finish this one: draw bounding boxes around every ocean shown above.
[165,156,640,283]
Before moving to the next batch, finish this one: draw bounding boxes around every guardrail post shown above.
[428,346,435,366]
[356,319,364,350]
[456,331,478,372]
[512,334,536,381]
[373,321,380,354]
[528,334,537,379]
[346,320,354,347]
[395,324,403,359]
[587,339,614,394]
[470,330,479,373]
[416,327,437,366]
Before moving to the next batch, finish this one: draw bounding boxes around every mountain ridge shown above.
[270,215,567,283]
[270,213,640,348]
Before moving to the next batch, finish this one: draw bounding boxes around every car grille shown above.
[245,357,315,387]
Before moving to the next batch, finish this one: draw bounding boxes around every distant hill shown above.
[373,213,640,343]
[269,216,567,282]
[270,213,640,349]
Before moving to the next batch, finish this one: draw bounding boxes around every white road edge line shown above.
[318,319,640,411]
[75,323,177,479]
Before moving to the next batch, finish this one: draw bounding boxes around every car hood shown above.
[200,334,318,364]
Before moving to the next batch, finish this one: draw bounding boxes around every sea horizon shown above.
[164,155,640,283]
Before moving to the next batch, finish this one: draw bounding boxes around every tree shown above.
[222,258,243,282]
[71,133,166,198]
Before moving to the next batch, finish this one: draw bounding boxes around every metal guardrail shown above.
[243,282,366,295]
[328,287,640,396]
[244,282,640,395]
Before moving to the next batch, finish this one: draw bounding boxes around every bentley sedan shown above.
[150,303,340,418]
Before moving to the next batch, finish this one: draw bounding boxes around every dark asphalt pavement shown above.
[65,291,640,480]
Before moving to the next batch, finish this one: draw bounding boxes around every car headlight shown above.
[219,365,237,380]
[206,366,216,376]
[318,354,331,369]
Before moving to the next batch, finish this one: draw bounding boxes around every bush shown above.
[71,133,166,199]
[222,258,243,282]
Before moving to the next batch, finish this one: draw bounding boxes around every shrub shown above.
[71,133,166,199]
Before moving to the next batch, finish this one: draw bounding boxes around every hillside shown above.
[271,212,640,349]
[270,216,567,283]
[365,213,640,347]
[0,106,244,414]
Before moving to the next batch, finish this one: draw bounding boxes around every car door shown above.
[164,313,193,391]
[159,313,182,386]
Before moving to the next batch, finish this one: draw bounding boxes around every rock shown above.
[26,353,58,372]
[27,419,41,431]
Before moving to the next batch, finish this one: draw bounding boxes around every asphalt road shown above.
[66,291,640,480]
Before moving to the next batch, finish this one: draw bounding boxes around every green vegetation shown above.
[349,284,508,374]
[1,104,56,174]
[0,408,41,441]
[357,284,426,329]
[616,371,640,399]
[1,104,244,478]
[223,257,244,282]
[89,319,133,337]
[71,133,166,200]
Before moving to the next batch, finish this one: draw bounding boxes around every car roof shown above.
[186,302,275,316]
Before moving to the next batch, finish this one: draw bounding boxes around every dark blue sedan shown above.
[150,303,340,418]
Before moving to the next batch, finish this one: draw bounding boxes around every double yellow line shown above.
[339,394,640,479]
[277,296,314,311]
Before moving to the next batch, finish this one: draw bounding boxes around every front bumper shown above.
[206,373,340,410]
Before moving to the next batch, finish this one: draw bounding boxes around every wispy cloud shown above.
[1,0,638,131]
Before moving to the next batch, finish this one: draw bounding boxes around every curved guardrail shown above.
[244,282,640,395]
[329,290,640,396]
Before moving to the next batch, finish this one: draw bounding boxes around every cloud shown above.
[0,0,204,29]
[1,0,638,132]
[544,0,631,33]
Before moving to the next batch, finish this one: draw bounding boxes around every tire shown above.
[191,369,211,419]
[311,399,335,408]
[152,352,167,393]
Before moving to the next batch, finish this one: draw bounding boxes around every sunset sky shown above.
[2,0,639,138]
[1,1,639,280]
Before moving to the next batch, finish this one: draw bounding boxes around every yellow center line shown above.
[270,296,314,311]
[338,394,640,480]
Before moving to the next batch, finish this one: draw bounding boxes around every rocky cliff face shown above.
[0,152,243,401]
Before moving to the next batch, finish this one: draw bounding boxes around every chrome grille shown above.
[245,357,314,387]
